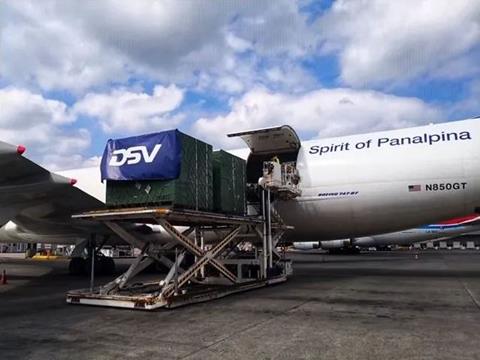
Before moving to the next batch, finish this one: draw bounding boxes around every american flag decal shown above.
[408,185,421,192]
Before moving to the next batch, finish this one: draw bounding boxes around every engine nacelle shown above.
[292,241,320,250]
[320,239,351,249]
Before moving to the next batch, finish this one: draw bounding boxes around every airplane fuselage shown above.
[277,119,480,241]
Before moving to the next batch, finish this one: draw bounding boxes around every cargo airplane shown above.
[293,214,480,253]
[0,117,479,273]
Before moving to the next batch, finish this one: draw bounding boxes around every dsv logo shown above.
[109,144,162,166]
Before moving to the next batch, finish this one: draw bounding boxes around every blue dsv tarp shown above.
[101,130,181,181]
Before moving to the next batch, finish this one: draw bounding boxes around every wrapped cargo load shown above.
[102,130,213,210]
[212,150,246,215]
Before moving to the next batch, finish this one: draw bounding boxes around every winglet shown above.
[17,145,26,155]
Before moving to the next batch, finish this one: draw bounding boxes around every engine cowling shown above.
[319,239,351,249]
[292,241,320,250]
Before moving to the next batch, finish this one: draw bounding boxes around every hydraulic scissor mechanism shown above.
[66,207,292,310]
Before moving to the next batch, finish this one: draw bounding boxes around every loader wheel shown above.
[69,257,86,275]
[101,257,116,275]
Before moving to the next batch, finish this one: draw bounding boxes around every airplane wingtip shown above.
[69,178,77,186]
[17,145,26,155]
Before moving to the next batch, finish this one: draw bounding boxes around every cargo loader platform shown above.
[66,206,292,310]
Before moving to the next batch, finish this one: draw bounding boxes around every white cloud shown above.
[2,0,477,95]
[216,76,245,94]
[0,0,317,93]
[0,88,73,127]
[42,155,101,172]
[263,62,318,93]
[0,87,91,170]
[195,55,319,97]
[231,1,316,58]
[318,0,480,87]
[225,33,253,53]
[74,85,185,133]
[0,2,127,92]
[193,87,442,148]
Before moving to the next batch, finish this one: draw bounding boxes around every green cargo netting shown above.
[212,150,246,215]
[106,131,213,210]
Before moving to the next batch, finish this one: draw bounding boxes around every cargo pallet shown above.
[66,201,292,310]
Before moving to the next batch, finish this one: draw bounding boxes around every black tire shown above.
[145,261,169,273]
[101,257,116,275]
[69,257,86,275]
[83,257,104,276]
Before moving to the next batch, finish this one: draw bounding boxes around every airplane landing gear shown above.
[68,255,116,276]
[99,256,115,275]
[69,257,86,275]
[68,235,115,276]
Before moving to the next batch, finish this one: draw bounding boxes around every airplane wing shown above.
[0,141,104,236]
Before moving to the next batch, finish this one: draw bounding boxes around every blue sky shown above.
[0,0,479,169]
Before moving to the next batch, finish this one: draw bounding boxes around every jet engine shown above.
[320,239,360,254]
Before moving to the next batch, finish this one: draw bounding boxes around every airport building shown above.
[413,233,480,250]
[0,242,29,253]
[414,234,480,250]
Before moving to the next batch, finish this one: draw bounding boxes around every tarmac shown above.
[1,250,480,359]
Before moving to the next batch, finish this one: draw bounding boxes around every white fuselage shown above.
[1,118,480,246]
[277,118,480,241]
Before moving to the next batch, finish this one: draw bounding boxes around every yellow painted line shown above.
[31,255,68,260]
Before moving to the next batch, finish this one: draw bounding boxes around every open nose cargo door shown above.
[227,125,301,156]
